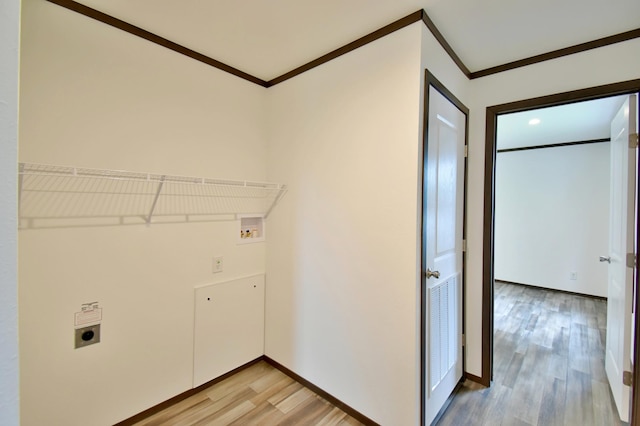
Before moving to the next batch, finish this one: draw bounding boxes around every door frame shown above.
[481,78,640,422]
[421,70,469,426]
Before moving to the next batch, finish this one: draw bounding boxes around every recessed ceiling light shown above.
[528,118,541,125]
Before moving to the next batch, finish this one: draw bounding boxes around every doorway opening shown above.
[494,94,630,424]
[482,79,640,424]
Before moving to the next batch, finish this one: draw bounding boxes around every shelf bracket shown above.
[264,185,288,219]
[146,175,166,225]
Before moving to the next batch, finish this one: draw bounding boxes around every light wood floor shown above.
[133,361,366,426]
[436,281,624,426]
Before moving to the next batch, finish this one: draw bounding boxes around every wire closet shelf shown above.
[18,163,287,227]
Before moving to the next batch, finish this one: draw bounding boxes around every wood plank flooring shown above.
[436,281,624,426]
[133,361,366,426]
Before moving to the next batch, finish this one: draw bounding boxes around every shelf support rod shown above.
[264,185,287,219]
[146,175,166,225]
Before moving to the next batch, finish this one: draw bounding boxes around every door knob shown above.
[426,268,440,279]
[599,256,611,263]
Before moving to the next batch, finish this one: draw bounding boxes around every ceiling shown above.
[72,0,640,81]
[497,95,629,150]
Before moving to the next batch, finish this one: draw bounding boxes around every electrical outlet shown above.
[75,324,100,349]
[213,256,224,273]
[570,272,577,280]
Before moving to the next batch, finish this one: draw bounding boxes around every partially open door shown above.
[423,80,465,425]
[605,94,637,423]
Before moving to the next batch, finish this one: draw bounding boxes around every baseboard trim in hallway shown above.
[463,372,485,386]
[495,279,607,301]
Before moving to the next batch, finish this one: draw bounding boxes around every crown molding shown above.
[266,10,423,86]
[470,28,640,79]
[420,10,470,77]
[45,0,270,87]
[44,0,640,86]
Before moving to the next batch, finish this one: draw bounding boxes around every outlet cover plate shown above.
[75,324,101,349]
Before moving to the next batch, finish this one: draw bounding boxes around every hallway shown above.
[436,281,622,425]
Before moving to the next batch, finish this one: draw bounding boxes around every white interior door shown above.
[605,94,637,423]
[424,85,465,425]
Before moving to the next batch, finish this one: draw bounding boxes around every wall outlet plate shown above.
[75,324,100,349]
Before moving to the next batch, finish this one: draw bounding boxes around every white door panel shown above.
[429,274,460,393]
[424,85,465,425]
[605,95,637,423]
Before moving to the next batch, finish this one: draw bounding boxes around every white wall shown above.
[18,1,267,425]
[494,143,610,297]
[465,37,640,376]
[0,0,20,424]
[265,22,470,425]
[265,24,422,426]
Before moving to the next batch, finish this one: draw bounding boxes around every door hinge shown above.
[464,145,469,158]
[627,253,637,269]
[462,239,467,252]
[630,133,639,149]
[623,370,633,386]
[462,334,466,347]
